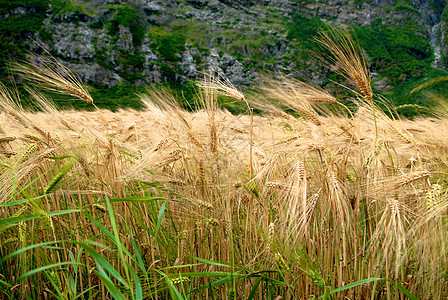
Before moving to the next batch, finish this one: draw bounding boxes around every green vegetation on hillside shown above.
[353,18,448,117]
[353,18,432,85]
[106,5,145,47]
[287,13,324,59]
[148,27,186,62]
[0,0,49,75]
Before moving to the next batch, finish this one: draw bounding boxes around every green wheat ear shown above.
[44,159,74,195]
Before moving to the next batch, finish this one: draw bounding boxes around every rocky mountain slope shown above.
[1,0,448,112]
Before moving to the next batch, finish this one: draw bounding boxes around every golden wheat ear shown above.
[11,54,93,104]
[315,27,373,102]
[197,72,245,102]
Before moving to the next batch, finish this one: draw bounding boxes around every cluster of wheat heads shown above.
[1,30,448,299]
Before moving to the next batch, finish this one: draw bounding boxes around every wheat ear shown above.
[12,55,93,104]
[44,159,74,195]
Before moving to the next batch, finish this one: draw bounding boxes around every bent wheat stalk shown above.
[12,55,93,104]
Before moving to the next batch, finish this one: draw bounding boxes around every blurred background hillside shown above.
[2,0,448,115]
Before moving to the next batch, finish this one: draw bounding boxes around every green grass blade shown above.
[328,277,381,295]
[155,201,166,237]
[247,277,263,300]
[94,268,127,300]
[0,214,40,226]
[77,243,130,289]
[0,279,13,298]
[83,212,134,260]
[129,264,142,300]
[130,233,146,273]
[132,215,166,247]
[92,196,163,205]
[0,278,33,300]
[105,196,131,291]
[156,270,184,300]
[323,287,331,300]
[44,270,64,299]
[193,257,231,268]
[72,285,99,300]
[326,278,418,300]
[385,279,419,300]
[16,262,80,282]
[0,195,45,208]
[191,273,249,293]
[0,209,79,226]
[0,241,60,262]
[48,209,81,217]
[177,271,240,278]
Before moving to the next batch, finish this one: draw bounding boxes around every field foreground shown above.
[1,85,448,299]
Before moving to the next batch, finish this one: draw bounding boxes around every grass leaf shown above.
[156,201,166,237]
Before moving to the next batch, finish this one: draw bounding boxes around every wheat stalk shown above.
[315,28,372,102]
[12,55,93,104]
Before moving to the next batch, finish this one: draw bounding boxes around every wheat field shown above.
[1,29,448,299]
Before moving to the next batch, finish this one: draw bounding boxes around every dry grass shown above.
[1,31,448,299]
[0,78,447,298]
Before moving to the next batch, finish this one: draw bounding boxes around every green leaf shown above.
[106,196,131,290]
[328,277,381,295]
[129,265,142,300]
[94,267,127,300]
[90,195,163,206]
[0,278,33,300]
[0,213,40,226]
[0,209,80,226]
[247,277,263,300]
[77,243,130,289]
[0,241,60,263]
[16,262,80,282]
[83,212,134,260]
[325,278,418,300]
[191,273,249,293]
[72,285,99,300]
[130,233,146,274]
[385,279,419,300]
[44,269,64,298]
[193,257,231,268]
[0,195,45,208]
[155,201,166,237]
[156,270,184,300]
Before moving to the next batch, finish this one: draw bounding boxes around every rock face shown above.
[2,0,448,89]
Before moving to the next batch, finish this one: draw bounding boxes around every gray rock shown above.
[63,62,123,87]
[220,53,236,69]
[142,45,158,62]
[225,59,247,85]
[190,48,202,60]
[374,77,393,92]
[51,23,97,61]
[116,24,134,53]
[182,50,194,63]
[12,7,30,16]
[181,50,197,76]
[143,2,166,13]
